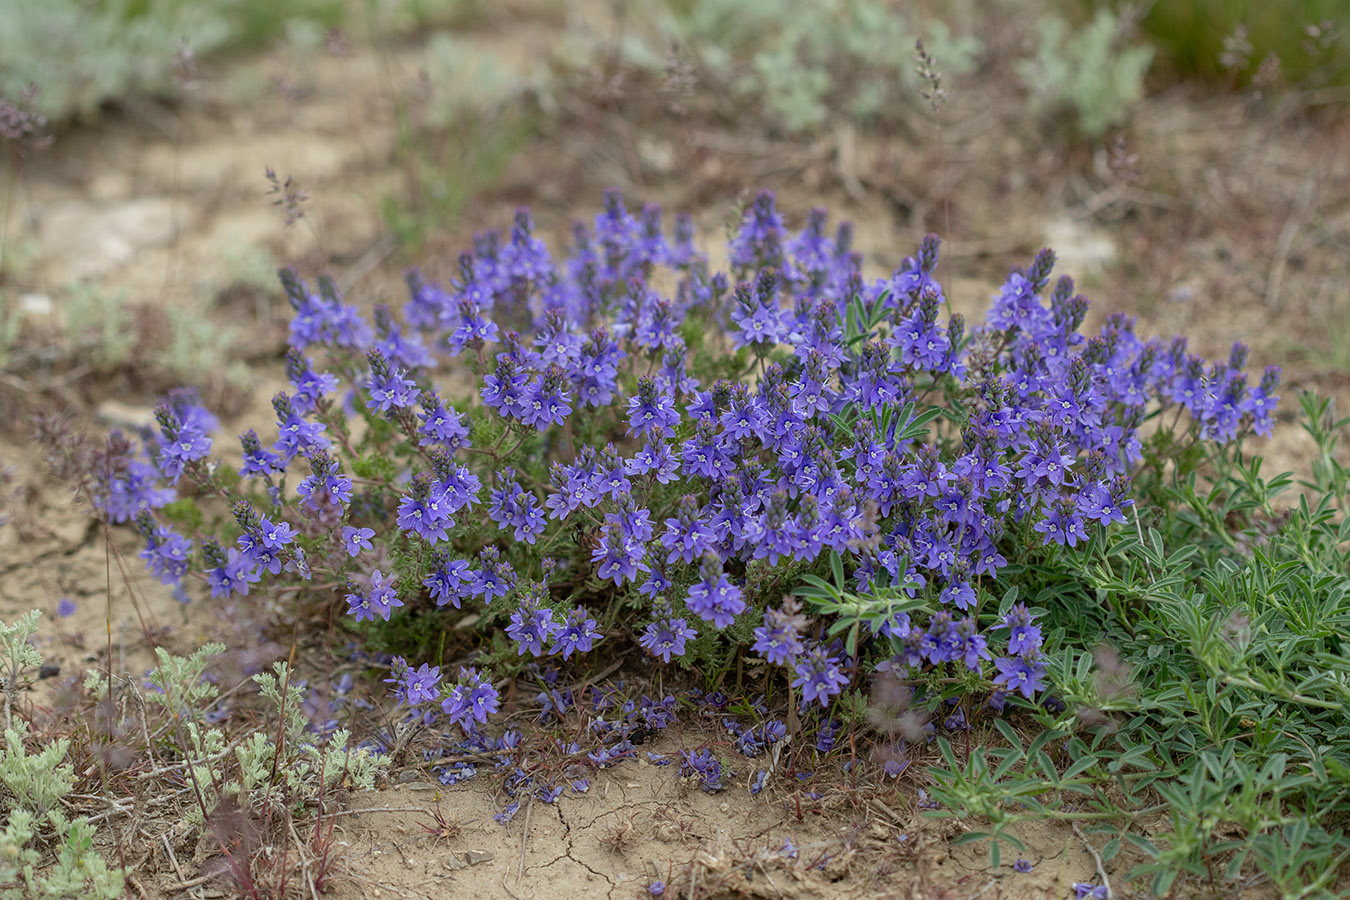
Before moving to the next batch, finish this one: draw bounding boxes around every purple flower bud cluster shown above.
[108,189,1279,730]
[152,396,214,485]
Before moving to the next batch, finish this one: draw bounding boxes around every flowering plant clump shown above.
[97,189,1279,735]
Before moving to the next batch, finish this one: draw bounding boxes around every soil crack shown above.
[558,799,618,899]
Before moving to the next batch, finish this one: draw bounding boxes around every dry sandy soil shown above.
[0,3,1347,898]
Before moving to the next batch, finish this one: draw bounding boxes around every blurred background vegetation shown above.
[0,0,483,120]
[0,0,1346,424]
[1086,0,1350,89]
[2,0,1343,127]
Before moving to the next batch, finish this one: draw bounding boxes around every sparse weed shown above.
[597,810,643,855]
[379,34,539,250]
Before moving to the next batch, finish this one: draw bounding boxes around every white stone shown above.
[1043,216,1117,275]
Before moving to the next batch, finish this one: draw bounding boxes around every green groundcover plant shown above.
[0,612,123,900]
[82,190,1350,896]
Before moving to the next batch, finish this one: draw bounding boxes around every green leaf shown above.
[830,551,845,590]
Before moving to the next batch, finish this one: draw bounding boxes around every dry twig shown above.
[1073,821,1111,898]
[1265,172,1317,316]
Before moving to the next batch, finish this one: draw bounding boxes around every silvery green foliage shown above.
[0,611,42,728]
[0,807,124,900]
[1017,10,1153,137]
[145,642,226,714]
[421,33,543,130]
[0,0,348,121]
[0,616,124,900]
[181,661,389,825]
[1,722,74,820]
[688,0,981,130]
[0,2,227,120]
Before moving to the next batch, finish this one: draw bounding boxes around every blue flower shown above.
[441,667,499,730]
[591,521,648,587]
[752,604,804,666]
[284,349,338,411]
[270,393,328,466]
[519,366,572,430]
[296,449,352,517]
[417,396,471,450]
[397,473,454,544]
[364,349,419,414]
[399,662,441,706]
[465,547,516,601]
[729,190,785,271]
[626,376,680,439]
[993,655,1048,700]
[423,553,473,608]
[680,746,726,793]
[202,542,260,599]
[488,472,546,544]
[136,516,192,586]
[659,496,718,565]
[341,526,375,558]
[154,418,212,485]
[995,604,1044,656]
[282,272,372,351]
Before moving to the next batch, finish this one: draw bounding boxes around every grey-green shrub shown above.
[134,650,391,824]
[1017,9,1153,137]
[563,0,982,133]
[0,0,344,121]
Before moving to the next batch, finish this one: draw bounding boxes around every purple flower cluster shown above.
[136,513,192,586]
[990,604,1047,699]
[345,570,403,623]
[791,644,851,707]
[109,189,1280,732]
[441,667,500,731]
[152,399,213,485]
